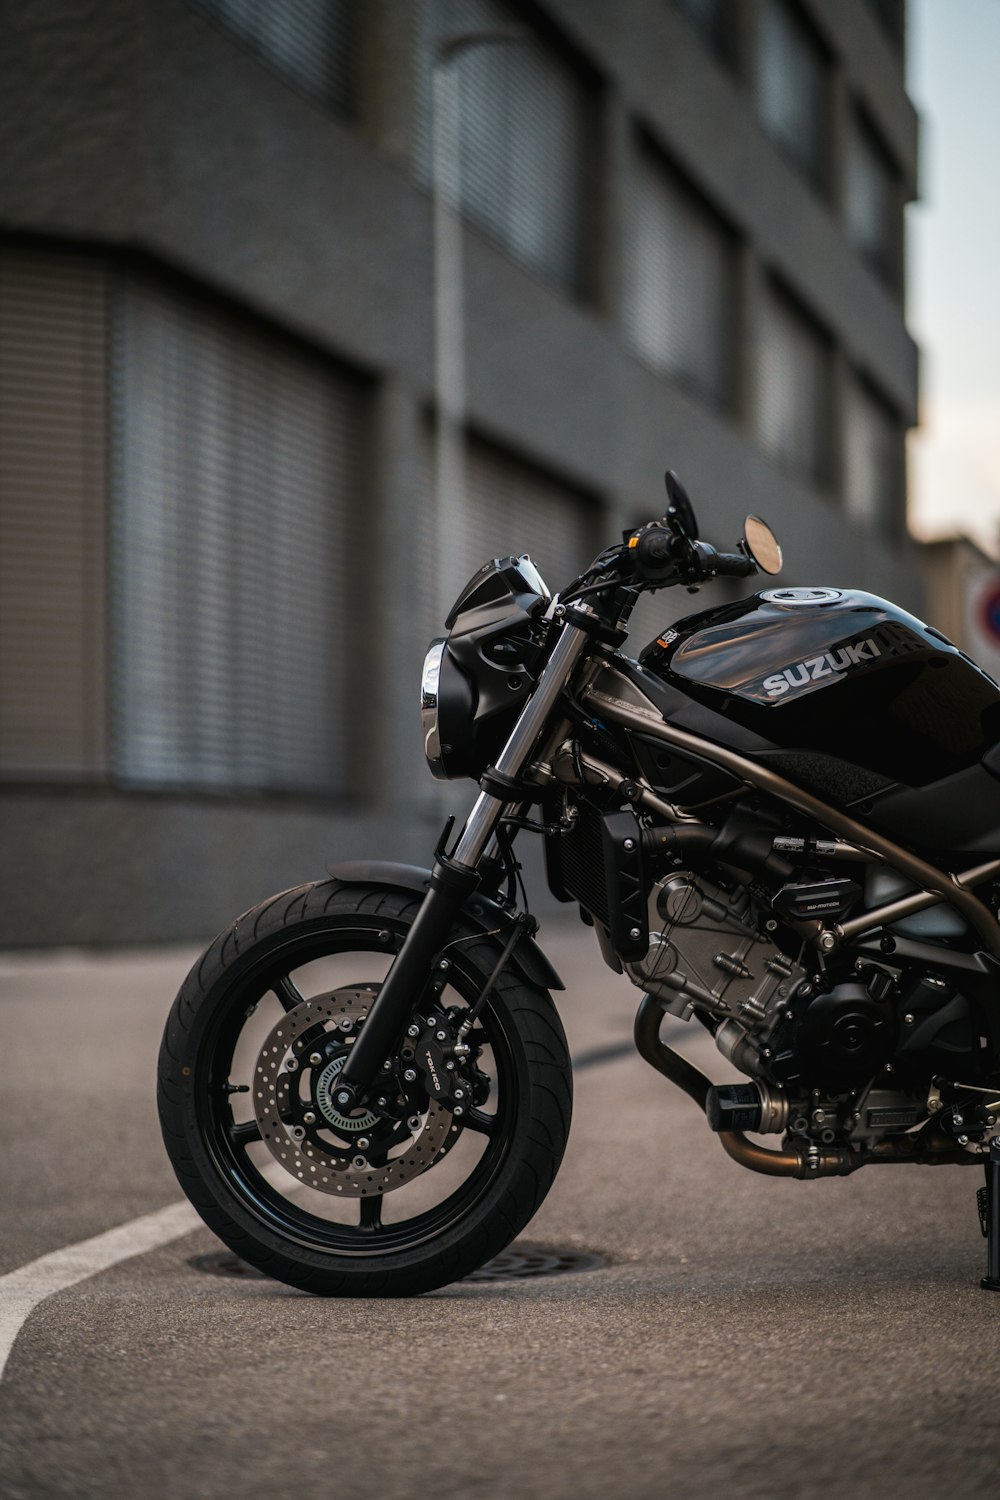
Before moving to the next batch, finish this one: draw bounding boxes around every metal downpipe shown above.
[632,996,855,1179]
[634,997,979,1175]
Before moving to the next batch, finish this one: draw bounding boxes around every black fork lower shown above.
[332,615,594,1109]
[328,857,479,1108]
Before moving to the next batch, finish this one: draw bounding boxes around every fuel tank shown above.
[637,587,1000,796]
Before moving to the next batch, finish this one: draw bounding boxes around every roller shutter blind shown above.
[415,0,595,298]
[416,432,601,642]
[112,270,367,793]
[845,111,900,289]
[189,0,362,118]
[623,139,737,411]
[756,279,832,489]
[462,439,600,591]
[754,0,830,191]
[844,375,901,531]
[0,250,109,779]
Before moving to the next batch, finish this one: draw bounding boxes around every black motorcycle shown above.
[158,472,1000,1295]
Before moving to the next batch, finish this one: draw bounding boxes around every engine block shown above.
[624,871,805,1034]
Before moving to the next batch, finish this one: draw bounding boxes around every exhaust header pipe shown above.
[632,994,850,1178]
[632,995,976,1179]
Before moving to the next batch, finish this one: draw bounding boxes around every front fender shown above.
[326,860,564,992]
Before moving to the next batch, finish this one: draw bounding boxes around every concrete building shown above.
[0,0,919,946]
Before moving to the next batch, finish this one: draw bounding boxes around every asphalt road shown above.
[1,921,999,1499]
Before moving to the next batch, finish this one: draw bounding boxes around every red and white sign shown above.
[964,568,1000,683]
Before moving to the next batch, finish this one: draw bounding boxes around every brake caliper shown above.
[411,1011,473,1116]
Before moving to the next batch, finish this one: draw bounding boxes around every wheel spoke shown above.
[273,974,305,1012]
[229,1118,262,1150]
[463,1108,497,1137]
[359,1195,383,1232]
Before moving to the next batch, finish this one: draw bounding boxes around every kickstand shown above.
[981,1137,1000,1292]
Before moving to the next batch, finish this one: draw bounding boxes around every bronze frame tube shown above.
[837,858,1000,941]
[583,684,1000,963]
[570,749,696,825]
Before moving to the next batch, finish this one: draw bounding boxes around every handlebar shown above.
[629,526,756,587]
[693,542,757,579]
[562,493,777,616]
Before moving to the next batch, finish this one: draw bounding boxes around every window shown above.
[417,430,601,640]
[844,375,901,531]
[112,270,369,793]
[623,137,737,410]
[845,110,900,288]
[754,0,830,191]
[415,0,597,298]
[756,279,833,488]
[460,438,600,589]
[189,0,362,118]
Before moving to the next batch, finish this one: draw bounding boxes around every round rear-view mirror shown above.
[744,515,782,575]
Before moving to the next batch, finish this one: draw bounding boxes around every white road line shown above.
[0,1038,640,1383]
[0,1199,200,1382]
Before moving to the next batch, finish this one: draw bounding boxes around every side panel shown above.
[588,658,755,807]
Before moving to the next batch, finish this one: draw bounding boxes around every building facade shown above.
[0,0,919,945]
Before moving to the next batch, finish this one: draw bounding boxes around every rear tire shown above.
[157,879,572,1296]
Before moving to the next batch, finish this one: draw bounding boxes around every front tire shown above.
[157,880,572,1296]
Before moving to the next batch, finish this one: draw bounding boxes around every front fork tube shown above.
[334,619,591,1104]
[451,618,593,867]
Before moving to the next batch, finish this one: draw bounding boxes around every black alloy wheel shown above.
[158,881,572,1296]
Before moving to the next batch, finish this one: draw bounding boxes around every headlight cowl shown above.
[421,555,551,782]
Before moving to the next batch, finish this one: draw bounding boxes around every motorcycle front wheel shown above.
[157,880,572,1296]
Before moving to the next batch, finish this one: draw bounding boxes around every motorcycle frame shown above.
[580,668,1000,1181]
[581,679,1000,962]
[337,608,1000,1119]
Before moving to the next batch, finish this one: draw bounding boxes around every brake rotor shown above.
[252,985,454,1197]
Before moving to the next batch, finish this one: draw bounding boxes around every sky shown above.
[907,0,1000,553]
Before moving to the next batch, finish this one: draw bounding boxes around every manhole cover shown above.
[462,1244,605,1282]
[190,1243,605,1284]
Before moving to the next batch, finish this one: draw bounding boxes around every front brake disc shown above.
[252,985,453,1197]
